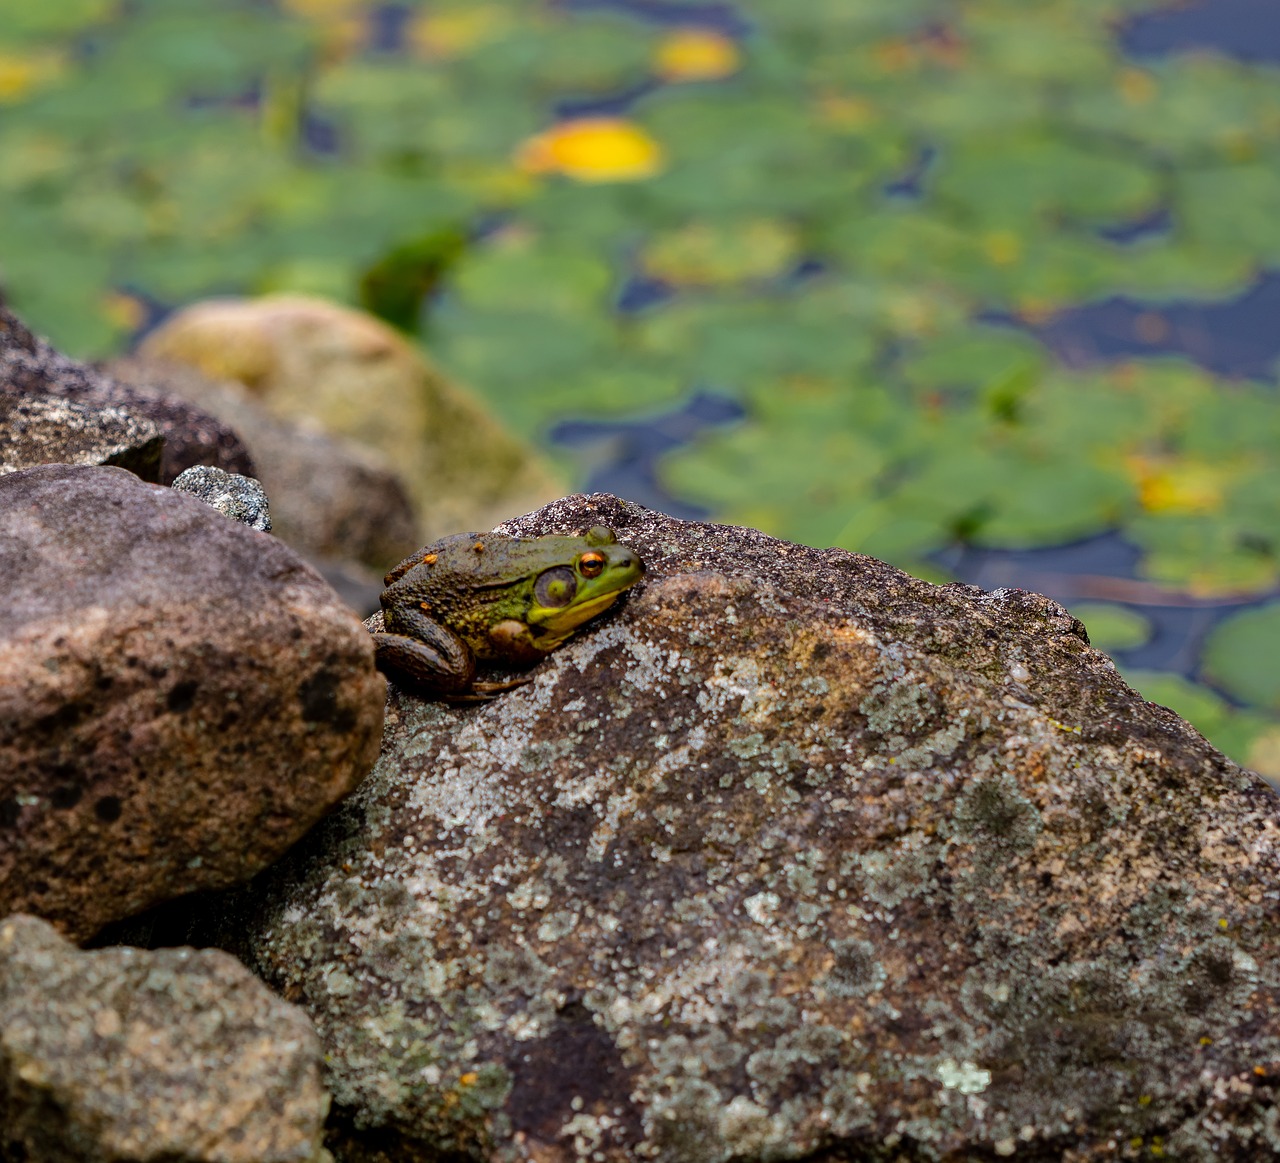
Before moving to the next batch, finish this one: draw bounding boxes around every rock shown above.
[0,305,254,484]
[0,393,163,481]
[171,464,272,532]
[135,295,566,541]
[214,494,1280,1163]
[109,356,419,572]
[0,464,385,941]
[0,913,331,1163]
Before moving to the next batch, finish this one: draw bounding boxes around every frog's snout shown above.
[613,545,644,577]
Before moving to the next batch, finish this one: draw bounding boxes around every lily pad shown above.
[1202,603,1280,711]
[640,218,801,288]
[1069,602,1152,653]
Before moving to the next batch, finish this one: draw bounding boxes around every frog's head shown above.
[523,525,644,643]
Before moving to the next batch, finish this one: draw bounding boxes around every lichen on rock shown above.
[216,494,1280,1162]
[0,913,331,1163]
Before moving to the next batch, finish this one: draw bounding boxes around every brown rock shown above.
[0,464,385,941]
[0,913,331,1163]
[218,495,1280,1162]
[135,295,565,540]
[0,305,253,484]
[0,393,163,481]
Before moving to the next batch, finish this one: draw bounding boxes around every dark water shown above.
[1031,272,1280,382]
[367,3,413,53]
[548,391,745,518]
[1096,204,1172,245]
[1121,0,1280,63]
[555,0,751,37]
[933,532,1277,684]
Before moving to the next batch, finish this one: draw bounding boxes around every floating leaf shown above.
[1069,602,1151,652]
[1244,727,1280,781]
[932,134,1161,230]
[409,5,513,62]
[1176,164,1280,264]
[1202,604,1280,711]
[451,233,613,317]
[640,218,801,288]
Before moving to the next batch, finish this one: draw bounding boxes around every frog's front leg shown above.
[373,605,476,696]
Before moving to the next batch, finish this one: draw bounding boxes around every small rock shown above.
[0,464,385,941]
[172,464,272,532]
[0,305,254,484]
[219,494,1280,1163]
[0,393,163,481]
[136,295,566,541]
[0,913,331,1163]
[110,356,418,571]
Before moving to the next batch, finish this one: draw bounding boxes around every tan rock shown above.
[137,295,566,540]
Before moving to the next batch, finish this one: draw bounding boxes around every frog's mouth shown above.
[531,590,621,639]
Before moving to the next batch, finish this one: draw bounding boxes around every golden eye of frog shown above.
[372,525,644,698]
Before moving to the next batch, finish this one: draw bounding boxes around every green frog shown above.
[372,525,644,697]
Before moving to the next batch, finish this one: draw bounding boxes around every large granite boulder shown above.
[135,295,566,541]
[0,305,253,484]
[0,913,330,1163]
[214,494,1280,1163]
[0,464,385,941]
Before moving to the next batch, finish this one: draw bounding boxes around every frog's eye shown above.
[534,566,578,608]
[578,551,606,579]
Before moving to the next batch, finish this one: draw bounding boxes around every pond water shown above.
[539,0,1280,720]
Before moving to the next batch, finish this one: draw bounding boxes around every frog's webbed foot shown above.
[440,676,535,704]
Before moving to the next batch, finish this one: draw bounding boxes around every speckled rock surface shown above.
[0,464,385,941]
[172,464,272,532]
[0,913,331,1163]
[110,356,418,571]
[0,305,253,484]
[135,295,565,542]
[0,393,162,481]
[221,495,1280,1163]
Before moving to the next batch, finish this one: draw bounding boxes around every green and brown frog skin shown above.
[372,525,644,698]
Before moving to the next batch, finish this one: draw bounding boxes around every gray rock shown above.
[0,464,386,941]
[0,306,254,484]
[0,393,163,481]
[172,464,272,532]
[217,494,1280,1163]
[0,913,331,1163]
[110,357,418,572]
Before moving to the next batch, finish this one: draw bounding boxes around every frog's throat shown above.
[532,590,620,641]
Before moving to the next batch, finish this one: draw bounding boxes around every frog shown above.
[371,525,644,697]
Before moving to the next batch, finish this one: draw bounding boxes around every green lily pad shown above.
[640,218,801,288]
[1069,602,1152,653]
[1202,604,1280,711]
[1176,164,1280,264]
[0,0,114,40]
